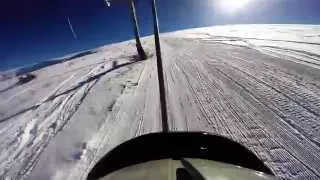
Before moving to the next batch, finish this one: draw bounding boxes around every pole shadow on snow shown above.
[0,55,147,123]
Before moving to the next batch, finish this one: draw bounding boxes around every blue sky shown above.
[1,0,320,71]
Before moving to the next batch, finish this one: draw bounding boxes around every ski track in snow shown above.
[0,25,320,179]
[163,38,320,179]
[0,45,148,179]
[0,63,103,178]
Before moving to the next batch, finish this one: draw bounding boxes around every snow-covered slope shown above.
[0,24,320,180]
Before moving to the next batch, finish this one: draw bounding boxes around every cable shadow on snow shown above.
[46,59,143,101]
[46,55,133,79]
[0,75,36,94]
[0,83,19,94]
[0,58,145,123]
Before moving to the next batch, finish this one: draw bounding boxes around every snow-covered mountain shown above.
[1,24,320,179]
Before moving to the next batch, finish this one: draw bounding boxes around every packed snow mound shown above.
[0,24,320,180]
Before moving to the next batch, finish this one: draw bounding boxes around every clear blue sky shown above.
[1,0,320,71]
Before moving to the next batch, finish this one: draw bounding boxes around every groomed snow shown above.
[0,24,320,179]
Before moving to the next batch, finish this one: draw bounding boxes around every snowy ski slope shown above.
[0,24,320,179]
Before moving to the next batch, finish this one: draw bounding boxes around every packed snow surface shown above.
[1,24,320,179]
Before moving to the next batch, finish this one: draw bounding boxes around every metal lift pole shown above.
[151,0,169,132]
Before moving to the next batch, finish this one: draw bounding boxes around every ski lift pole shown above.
[151,0,169,132]
[129,0,147,60]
